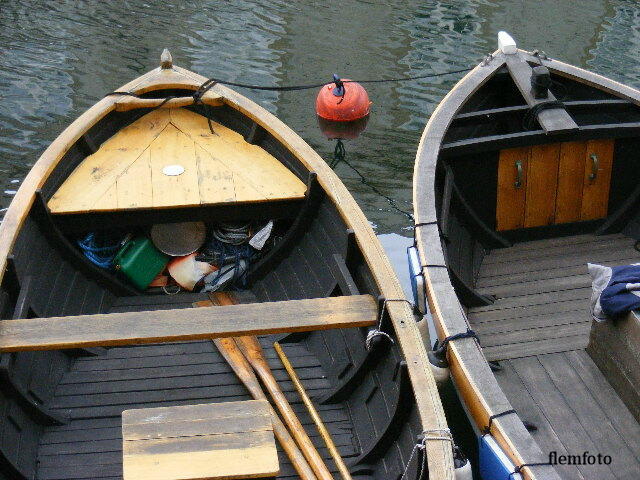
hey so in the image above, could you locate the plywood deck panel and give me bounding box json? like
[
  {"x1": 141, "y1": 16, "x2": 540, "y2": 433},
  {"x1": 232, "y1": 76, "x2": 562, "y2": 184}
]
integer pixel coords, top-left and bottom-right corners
[{"x1": 48, "y1": 108, "x2": 306, "y2": 214}]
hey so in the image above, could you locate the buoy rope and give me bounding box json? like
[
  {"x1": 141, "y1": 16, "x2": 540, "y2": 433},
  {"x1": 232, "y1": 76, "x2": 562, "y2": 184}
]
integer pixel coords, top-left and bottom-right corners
[
  {"x1": 330, "y1": 139, "x2": 414, "y2": 221},
  {"x1": 191, "y1": 67, "x2": 474, "y2": 98},
  {"x1": 108, "y1": 66, "x2": 472, "y2": 107}
]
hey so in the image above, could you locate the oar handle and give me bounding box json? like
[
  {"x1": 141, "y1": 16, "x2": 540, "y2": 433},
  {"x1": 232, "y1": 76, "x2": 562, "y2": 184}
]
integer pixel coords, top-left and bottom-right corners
[
  {"x1": 236, "y1": 335, "x2": 335, "y2": 480},
  {"x1": 275, "y1": 342, "x2": 353, "y2": 480},
  {"x1": 213, "y1": 337, "x2": 317, "y2": 480}
]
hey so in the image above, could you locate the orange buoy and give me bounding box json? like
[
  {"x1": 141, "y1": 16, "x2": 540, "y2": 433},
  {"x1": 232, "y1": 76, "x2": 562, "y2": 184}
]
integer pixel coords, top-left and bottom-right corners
[{"x1": 316, "y1": 75, "x2": 371, "y2": 121}]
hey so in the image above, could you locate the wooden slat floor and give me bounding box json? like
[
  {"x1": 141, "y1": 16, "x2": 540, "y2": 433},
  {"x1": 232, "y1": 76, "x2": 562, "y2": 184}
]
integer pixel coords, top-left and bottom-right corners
[
  {"x1": 36, "y1": 294, "x2": 360, "y2": 480},
  {"x1": 471, "y1": 234, "x2": 640, "y2": 479},
  {"x1": 494, "y1": 351, "x2": 640, "y2": 479},
  {"x1": 469, "y1": 233, "x2": 638, "y2": 361}
]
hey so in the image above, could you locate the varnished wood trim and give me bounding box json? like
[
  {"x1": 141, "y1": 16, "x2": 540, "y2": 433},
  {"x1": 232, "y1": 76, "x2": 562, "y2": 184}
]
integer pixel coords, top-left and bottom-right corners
[{"x1": 414, "y1": 51, "x2": 562, "y2": 480}]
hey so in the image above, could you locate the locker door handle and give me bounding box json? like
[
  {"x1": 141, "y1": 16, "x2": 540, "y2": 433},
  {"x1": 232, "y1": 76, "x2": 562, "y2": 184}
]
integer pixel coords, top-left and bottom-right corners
[
  {"x1": 589, "y1": 153, "x2": 598, "y2": 181},
  {"x1": 514, "y1": 160, "x2": 523, "y2": 188}
]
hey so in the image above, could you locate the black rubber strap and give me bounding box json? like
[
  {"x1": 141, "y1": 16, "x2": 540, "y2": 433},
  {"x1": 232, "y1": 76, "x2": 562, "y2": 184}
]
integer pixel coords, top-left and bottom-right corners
[
  {"x1": 439, "y1": 328, "x2": 479, "y2": 350},
  {"x1": 522, "y1": 100, "x2": 565, "y2": 130},
  {"x1": 509, "y1": 462, "x2": 551, "y2": 478},
  {"x1": 414, "y1": 221, "x2": 438, "y2": 228},
  {"x1": 433, "y1": 328, "x2": 480, "y2": 361},
  {"x1": 482, "y1": 409, "x2": 517, "y2": 436}
]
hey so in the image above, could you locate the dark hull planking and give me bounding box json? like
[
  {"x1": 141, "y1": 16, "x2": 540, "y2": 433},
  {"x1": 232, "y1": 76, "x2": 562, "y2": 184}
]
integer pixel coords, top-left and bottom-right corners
[
  {"x1": 0, "y1": 64, "x2": 452, "y2": 479},
  {"x1": 414, "y1": 46, "x2": 640, "y2": 480}
]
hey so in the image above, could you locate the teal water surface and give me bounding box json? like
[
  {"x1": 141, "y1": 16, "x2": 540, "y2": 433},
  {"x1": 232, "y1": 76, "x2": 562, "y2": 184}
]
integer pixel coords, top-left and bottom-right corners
[{"x1": 1, "y1": 0, "x2": 639, "y2": 236}]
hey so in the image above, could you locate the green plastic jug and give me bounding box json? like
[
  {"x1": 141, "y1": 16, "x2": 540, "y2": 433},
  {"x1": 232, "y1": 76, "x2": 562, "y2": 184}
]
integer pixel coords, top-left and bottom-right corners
[{"x1": 114, "y1": 237, "x2": 169, "y2": 290}]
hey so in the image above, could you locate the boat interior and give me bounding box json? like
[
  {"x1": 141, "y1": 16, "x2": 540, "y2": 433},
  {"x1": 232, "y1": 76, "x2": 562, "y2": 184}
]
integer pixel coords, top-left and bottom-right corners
[
  {"x1": 435, "y1": 60, "x2": 640, "y2": 479},
  {"x1": 0, "y1": 95, "x2": 427, "y2": 480}
]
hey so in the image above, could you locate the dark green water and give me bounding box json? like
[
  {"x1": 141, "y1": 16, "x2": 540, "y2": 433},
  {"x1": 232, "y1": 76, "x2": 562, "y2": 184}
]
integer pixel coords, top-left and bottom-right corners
[{"x1": 1, "y1": 0, "x2": 639, "y2": 236}]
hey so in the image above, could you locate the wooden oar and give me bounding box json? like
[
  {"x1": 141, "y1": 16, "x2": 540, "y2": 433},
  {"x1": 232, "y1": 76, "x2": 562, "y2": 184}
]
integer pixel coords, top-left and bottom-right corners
[
  {"x1": 212, "y1": 293, "x2": 334, "y2": 480},
  {"x1": 274, "y1": 342, "x2": 353, "y2": 480},
  {"x1": 235, "y1": 335, "x2": 334, "y2": 480},
  {"x1": 214, "y1": 337, "x2": 317, "y2": 480},
  {"x1": 193, "y1": 300, "x2": 317, "y2": 480}
]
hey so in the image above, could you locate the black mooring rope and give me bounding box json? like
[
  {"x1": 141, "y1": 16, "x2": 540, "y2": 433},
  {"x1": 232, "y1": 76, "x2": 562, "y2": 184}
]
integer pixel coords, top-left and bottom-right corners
[
  {"x1": 522, "y1": 100, "x2": 566, "y2": 130},
  {"x1": 107, "y1": 67, "x2": 473, "y2": 104},
  {"x1": 482, "y1": 409, "x2": 517, "y2": 436},
  {"x1": 330, "y1": 139, "x2": 414, "y2": 221},
  {"x1": 509, "y1": 462, "x2": 552, "y2": 478},
  {"x1": 191, "y1": 67, "x2": 474, "y2": 97}
]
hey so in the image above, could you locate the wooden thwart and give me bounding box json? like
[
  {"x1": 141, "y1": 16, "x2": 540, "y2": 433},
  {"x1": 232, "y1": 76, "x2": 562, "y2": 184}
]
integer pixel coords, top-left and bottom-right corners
[
  {"x1": 122, "y1": 400, "x2": 279, "y2": 480},
  {"x1": 0, "y1": 295, "x2": 377, "y2": 352},
  {"x1": 113, "y1": 93, "x2": 224, "y2": 112}
]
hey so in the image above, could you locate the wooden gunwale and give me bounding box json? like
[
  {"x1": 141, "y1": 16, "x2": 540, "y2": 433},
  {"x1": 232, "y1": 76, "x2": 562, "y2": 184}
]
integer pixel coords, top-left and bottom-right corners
[
  {"x1": 415, "y1": 48, "x2": 640, "y2": 480},
  {"x1": 414, "y1": 50, "x2": 557, "y2": 480},
  {"x1": 0, "y1": 61, "x2": 454, "y2": 477}
]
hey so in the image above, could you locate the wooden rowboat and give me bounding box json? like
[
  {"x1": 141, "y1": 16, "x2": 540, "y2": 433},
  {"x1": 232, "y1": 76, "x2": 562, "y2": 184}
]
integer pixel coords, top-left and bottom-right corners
[
  {"x1": 412, "y1": 33, "x2": 640, "y2": 480},
  {"x1": 0, "y1": 51, "x2": 455, "y2": 479}
]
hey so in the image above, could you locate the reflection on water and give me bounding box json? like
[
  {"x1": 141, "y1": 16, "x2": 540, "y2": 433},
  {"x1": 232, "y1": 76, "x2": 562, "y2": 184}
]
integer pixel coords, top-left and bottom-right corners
[{"x1": 0, "y1": 0, "x2": 639, "y2": 234}]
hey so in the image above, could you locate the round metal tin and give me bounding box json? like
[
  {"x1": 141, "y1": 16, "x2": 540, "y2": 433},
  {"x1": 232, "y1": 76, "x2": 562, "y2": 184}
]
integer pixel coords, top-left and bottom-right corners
[{"x1": 150, "y1": 222, "x2": 206, "y2": 256}]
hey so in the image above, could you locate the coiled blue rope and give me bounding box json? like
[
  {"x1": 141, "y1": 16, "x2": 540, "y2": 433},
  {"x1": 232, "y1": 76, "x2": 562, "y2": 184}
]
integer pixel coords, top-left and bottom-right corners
[{"x1": 77, "y1": 233, "x2": 122, "y2": 270}]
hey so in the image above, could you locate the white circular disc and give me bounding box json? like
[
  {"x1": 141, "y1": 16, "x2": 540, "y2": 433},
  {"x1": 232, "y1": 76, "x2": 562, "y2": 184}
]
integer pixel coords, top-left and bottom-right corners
[{"x1": 162, "y1": 164, "x2": 185, "y2": 176}]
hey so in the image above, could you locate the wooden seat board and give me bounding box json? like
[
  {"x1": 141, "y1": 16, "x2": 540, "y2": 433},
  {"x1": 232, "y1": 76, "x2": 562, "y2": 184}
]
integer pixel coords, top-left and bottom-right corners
[
  {"x1": 48, "y1": 108, "x2": 306, "y2": 214},
  {"x1": 122, "y1": 400, "x2": 279, "y2": 480},
  {"x1": 0, "y1": 295, "x2": 377, "y2": 352}
]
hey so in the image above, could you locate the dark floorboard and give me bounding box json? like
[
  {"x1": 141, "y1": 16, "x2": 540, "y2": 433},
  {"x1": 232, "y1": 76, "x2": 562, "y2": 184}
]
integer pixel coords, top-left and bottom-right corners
[
  {"x1": 469, "y1": 233, "x2": 638, "y2": 360},
  {"x1": 36, "y1": 293, "x2": 361, "y2": 480},
  {"x1": 475, "y1": 234, "x2": 640, "y2": 479}
]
